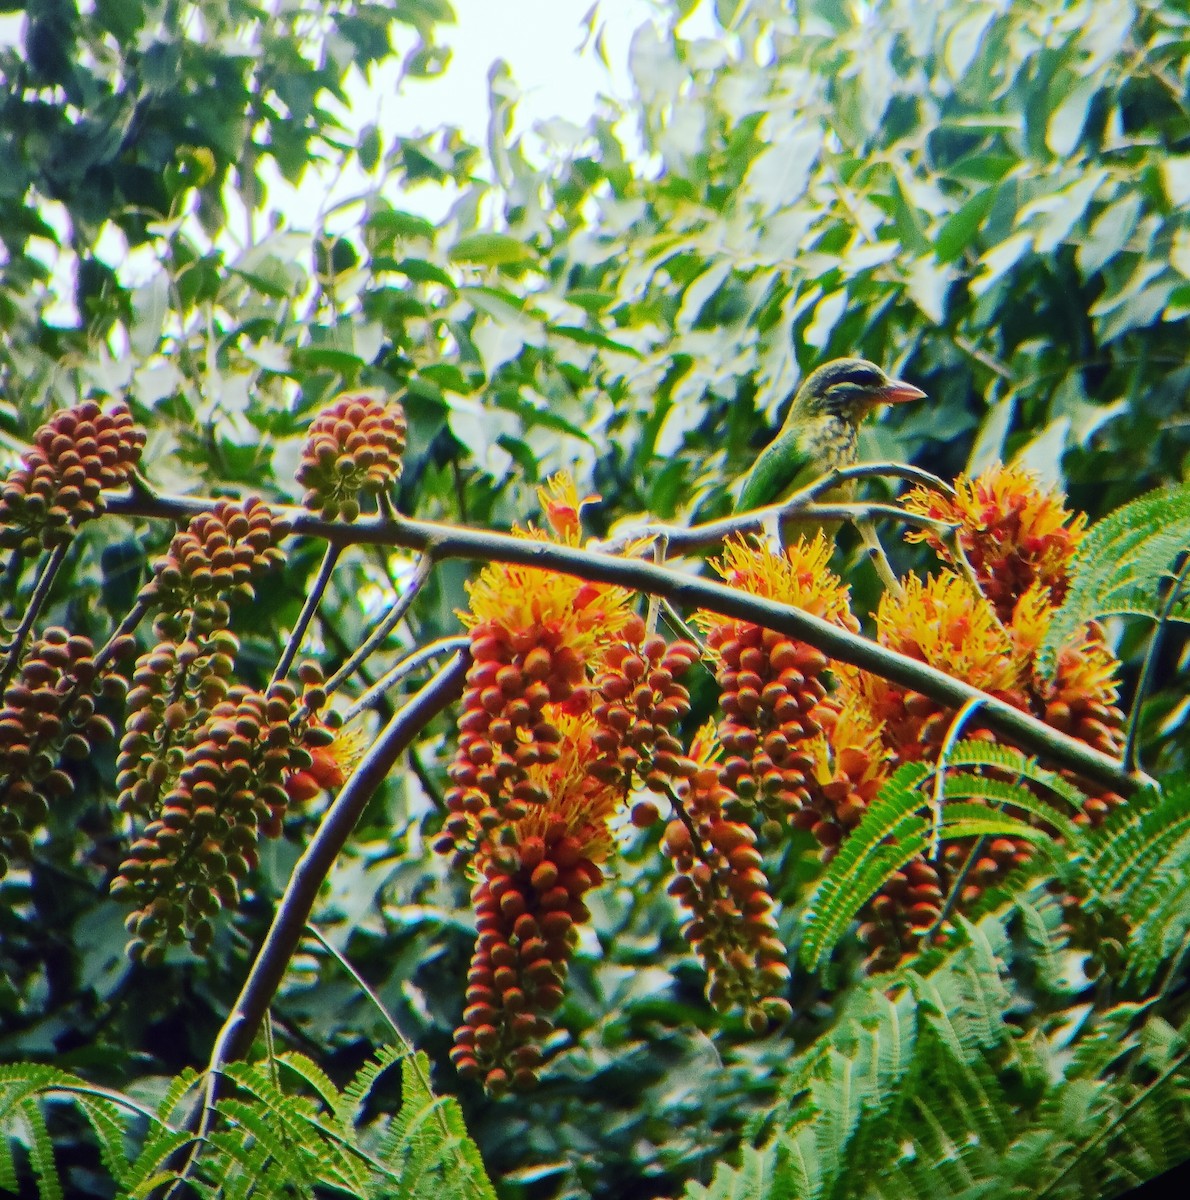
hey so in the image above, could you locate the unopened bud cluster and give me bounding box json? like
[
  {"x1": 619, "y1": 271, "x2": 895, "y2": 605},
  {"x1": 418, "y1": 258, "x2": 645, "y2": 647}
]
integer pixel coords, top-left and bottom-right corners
[
  {"x1": 116, "y1": 630, "x2": 239, "y2": 822},
  {"x1": 435, "y1": 621, "x2": 582, "y2": 867},
  {"x1": 1041, "y1": 624, "x2": 1126, "y2": 826},
  {"x1": 587, "y1": 618, "x2": 698, "y2": 795},
  {"x1": 662, "y1": 749, "x2": 790, "y2": 1030},
  {"x1": 111, "y1": 682, "x2": 307, "y2": 961},
  {"x1": 297, "y1": 394, "x2": 407, "y2": 521},
  {"x1": 0, "y1": 628, "x2": 125, "y2": 874},
  {"x1": 139, "y1": 497, "x2": 287, "y2": 633},
  {"x1": 450, "y1": 817, "x2": 601, "y2": 1094},
  {"x1": 0, "y1": 401, "x2": 146, "y2": 553},
  {"x1": 707, "y1": 623, "x2": 829, "y2": 837},
  {"x1": 858, "y1": 858, "x2": 948, "y2": 973}
]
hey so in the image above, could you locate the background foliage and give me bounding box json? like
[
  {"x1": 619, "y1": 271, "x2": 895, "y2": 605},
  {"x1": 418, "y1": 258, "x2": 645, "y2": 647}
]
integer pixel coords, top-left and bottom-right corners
[{"x1": 1, "y1": 0, "x2": 1188, "y2": 1197}]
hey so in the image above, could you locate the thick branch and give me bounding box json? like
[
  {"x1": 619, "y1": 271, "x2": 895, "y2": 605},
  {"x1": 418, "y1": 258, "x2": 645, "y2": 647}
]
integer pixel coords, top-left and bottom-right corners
[
  {"x1": 173, "y1": 652, "x2": 467, "y2": 1187},
  {"x1": 212, "y1": 652, "x2": 465, "y2": 1068},
  {"x1": 104, "y1": 489, "x2": 1152, "y2": 795}
]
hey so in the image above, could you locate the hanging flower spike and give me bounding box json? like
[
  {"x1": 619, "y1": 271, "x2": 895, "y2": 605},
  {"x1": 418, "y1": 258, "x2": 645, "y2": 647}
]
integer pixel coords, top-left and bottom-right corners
[
  {"x1": 587, "y1": 614, "x2": 700, "y2": 801},
  {"x1": 798, "y1": 694, "x2": 891, "y2": 860},
  {"x1": 1004, "y1": 583, "x2": 1126, "y2": 823},
  {"x1": 858, "y1": 857, "x2": 949, "y2": 974},
  {"x1": 450, "y1": 713, "x2": 619, "y2": 1095},
  {"x1": 694, "y1": 534, "x2": 857, "y2": 839},
  {"x1": 111, "y1": 681, "x2": 306, "y2": 961},
  {"x1": 0, "y1": 628, "x2": 124, "y2": 874},
  {"x1": 903, "y1": 464, "x2": 1086, "y2": 625},
  {"x1": 116, "y1": 629, "x2": 240, "y2": 823},
  {"x1": 1037, "y1": 621, "x2": 1126, "y2": 826},
  {"x1": 435, "y1": 474, "x2": 636, "y2": 867},
  {"x1": 661, "y1": 722, "x2": 790, "y2": 1031},
  {"x1": 0, "y1": 400, "x2": 146, "y2": 553},
  {"x1": 297, "y1": 393, "x2": 407, "y2": 521}
]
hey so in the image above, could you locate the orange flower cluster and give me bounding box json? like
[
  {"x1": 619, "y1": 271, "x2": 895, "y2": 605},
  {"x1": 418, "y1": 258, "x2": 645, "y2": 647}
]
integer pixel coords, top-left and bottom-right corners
[
  {"x1": 662, "y1": 725, "x2": 790, "y2": 1029},
  {"x1": 670, "y1": 467, "x2": 1122, "y2": 975},
  {"x1": 845, "y1": 570, "x2": 1022, "y2": 765},
  {"x1": 296, "y1": 393, "x2": 407, "y2": 521},
  {"x1": 798, "y1": 696, "x2": 887, "y2": 859},
  {"x1": 903, "y1": 463, "x2": 1086, "y2": 622},
  {"x1": 695, "y1": 535, "x2": 857, "y2": 838},
  {"x1": 0, "y1": 400, "x2": 145, "y2": 553},
  {"x1": 826, "y1": 465, "x2": 1126, "y2": 966},
  {"x1": 438, "y1": 477, "x2": 709, "y2": 1093}
]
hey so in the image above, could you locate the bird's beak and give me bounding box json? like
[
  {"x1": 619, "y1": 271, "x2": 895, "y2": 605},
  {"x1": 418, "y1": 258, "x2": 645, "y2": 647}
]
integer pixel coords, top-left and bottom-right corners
[{"x1": 876, "y1": 378, "x2": 927, "y2": 405}]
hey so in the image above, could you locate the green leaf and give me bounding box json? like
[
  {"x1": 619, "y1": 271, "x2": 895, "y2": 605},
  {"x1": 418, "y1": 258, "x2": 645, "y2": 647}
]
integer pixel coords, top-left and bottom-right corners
[
  {"x1": 935, "y1": 188, "x2": 997, "y2": 263},
  {"x1": 394, "y1": 257, "x2": 457, "y2": 290},
  {"x1": 448, "y1": 232, "x2": 537, "y2": 267},
  {"x1": 1042, "y1": 481, "x2": 1190, "y2": 669},
  {"x1": 367, "y1": 208, "x2": 437, "y2": 242},
  {"x1": 1076, "y1": 193, "x2": 1142, "y2": 277},
  {"x1": 800, "y1": 763, "x2": 934, "y2": 971},
  {"x1": 1047, "y1": 76, "x2": 1099, "y2": 157}
]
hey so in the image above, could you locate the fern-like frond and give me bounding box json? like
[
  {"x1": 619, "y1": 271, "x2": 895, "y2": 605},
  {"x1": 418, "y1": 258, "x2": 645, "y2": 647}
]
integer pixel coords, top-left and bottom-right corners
[
  {"x1": 1041, "y1": 480, "x2": 1190, "y2": 670},
  {"x1": 683, "y1": 1141, "x2": 787, "y2": 1200},
  {"x1": 937, "y1": 741, "x2": 1091, "y2": 812},
  {"x1": 800, "y1": 749, "x2": 1077, "y2": 972},
  {"x1": 17, "y1": 1097, "x2": 61, "y2": 1200},
  {"x1": 379, "y1": 1050, "x2": 497, "y2": 1200},
  {"x1": 799, "y1": 763, "x2": 933, "y2": 970},
  {"x1": 340, "y1": 1043, "x2": 404, "y2": 1126}
]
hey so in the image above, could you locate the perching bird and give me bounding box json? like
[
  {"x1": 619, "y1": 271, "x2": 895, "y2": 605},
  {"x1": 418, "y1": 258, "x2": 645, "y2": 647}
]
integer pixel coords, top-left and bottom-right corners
[{"x1": 734, "y1": 357, "x2": 926, "y2": 514}]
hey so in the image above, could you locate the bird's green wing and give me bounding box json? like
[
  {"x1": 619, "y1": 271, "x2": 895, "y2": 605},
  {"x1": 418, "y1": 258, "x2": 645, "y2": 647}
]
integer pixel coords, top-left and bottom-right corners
[{"x1": 733, "y1": 433, "x2": 817, "y2": 513}]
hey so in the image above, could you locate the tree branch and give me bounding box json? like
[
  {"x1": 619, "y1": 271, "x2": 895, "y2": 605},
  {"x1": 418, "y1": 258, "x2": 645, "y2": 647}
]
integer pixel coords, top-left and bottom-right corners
[
  {"x1": 103, "y1": 489, "x2": 1153, "y2": 795},
  {"x1": 171, "y1": 652, "x2": 467, "y2": 1190}
]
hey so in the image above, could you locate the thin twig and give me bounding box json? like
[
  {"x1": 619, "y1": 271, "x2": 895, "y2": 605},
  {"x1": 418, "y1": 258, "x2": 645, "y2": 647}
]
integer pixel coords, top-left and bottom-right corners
[
  {"x1": 857, "y1": 517, "x2": 905, "y2": 600},
  {"x1": 952, "y1": 334, "x2": 1015, "y2": 382},
  {"x1": 324, "y1": 552, "x2": 434, "y2": 697},
  {"x1": 596, "y1": 462, "x2": 955, "y2": 556},
  {"x1": 271, "y1": 543, "x2": 342, "y2": 685},
  {"x1": 342, "y1": 636, "x2": 469, "y2": 724},
  {"x1": 92, "y1": 597, "x2": 152, "y2": 674},
  {"x1": 0, "y1": 542, "x2": 68, "y2": 691},
  {"x1": 645, "y1": 536, "x2": 669, "y2": 634},
  {"x1": 1122, "y1": 553, "x2": 1190, "y2": 775},
  {"x1": 660, "y1": 600, "x2": 706, "y2": 654},
  {"x1": 922, "y1": 837, "x2": 984, "y2": 947},
  {"x1": 168, "y1": 652, "x2": 467, "y2": 1194},
  {"x1": 103, "y1": 487, "x2": 1154, "y2": 796},
  {"x1": 928, "y1": 698, "x2": 988, "y2": 860}
]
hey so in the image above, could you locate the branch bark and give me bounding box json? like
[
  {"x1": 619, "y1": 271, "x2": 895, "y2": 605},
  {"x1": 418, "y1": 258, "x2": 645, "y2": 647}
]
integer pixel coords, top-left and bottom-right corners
[{"x1": 105, "y1": 489, "x2": 1154, "y2": 796}]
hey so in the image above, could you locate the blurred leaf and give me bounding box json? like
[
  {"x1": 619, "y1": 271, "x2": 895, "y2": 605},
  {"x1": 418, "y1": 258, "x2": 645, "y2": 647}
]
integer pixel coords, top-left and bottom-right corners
[{"x1": 449, "y1": 232, "x2": 536, "y2": 267}]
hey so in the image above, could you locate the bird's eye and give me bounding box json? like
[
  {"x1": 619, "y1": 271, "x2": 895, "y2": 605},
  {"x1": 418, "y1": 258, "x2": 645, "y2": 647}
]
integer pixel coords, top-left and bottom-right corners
[{"x1": 830, "y1": 365, "x2": 885, "y2": 390}]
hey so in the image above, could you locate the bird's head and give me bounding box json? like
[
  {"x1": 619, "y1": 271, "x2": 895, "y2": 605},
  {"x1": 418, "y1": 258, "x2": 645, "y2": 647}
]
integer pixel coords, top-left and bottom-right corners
[{"x1": 795, "y1": 357, "x2": 926, "y2": 423}]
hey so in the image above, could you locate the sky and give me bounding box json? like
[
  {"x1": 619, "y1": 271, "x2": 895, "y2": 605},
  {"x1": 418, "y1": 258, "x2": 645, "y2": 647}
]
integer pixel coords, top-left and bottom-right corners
[
  {"x1": 267, "y1": 0, "x2": 661, "y2": 232},
  {"x1": 0, "y1": 0, "x2": 678, "y2": 319},
  {"x1": 263, "y1": 0, "x2": 652, "y2": 230}
]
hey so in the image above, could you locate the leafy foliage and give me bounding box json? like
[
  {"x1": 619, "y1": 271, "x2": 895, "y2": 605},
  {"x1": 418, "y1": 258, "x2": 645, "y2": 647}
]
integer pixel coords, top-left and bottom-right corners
[
  {"x1": 799, "y1": 742, "x2": 1082, "y2": 971},
  {"x1": 688, "y1": 907, "x2": 1190, "y2": 1200},
  {"x1": 1043, "y1": 480, "x2": 1190, "y2": 666},
  {"x1": 0, "y1": 1046, "x2": 494, "y2": 1200},
  {"x1": 1, "y1": 0, "x2": 1189, "y2": 1197}
]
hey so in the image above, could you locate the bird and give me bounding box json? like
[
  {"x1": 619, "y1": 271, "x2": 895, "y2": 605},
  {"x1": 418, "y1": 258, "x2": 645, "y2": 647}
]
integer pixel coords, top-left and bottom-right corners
[{"x1": 734, "y1": 357, "x2": 927, "y2": 514}]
